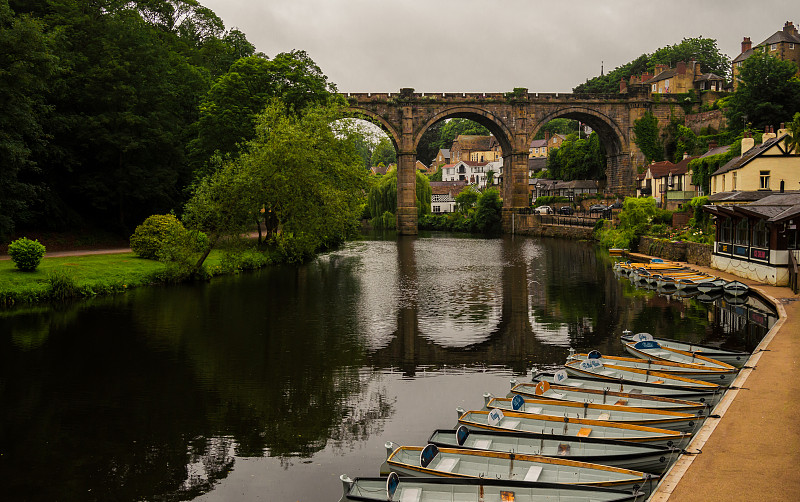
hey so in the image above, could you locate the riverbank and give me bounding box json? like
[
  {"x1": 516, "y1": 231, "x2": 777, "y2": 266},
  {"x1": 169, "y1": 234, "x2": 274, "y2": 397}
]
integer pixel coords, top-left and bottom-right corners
[{"x1": 625, "y1": 255, "x2": 800, "y2": 501}]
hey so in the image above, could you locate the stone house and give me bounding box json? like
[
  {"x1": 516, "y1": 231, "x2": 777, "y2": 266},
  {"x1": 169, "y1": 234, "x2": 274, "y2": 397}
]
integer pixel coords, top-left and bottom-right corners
[
  {"x1": 622, "y1": 61, "x2": 724, "y2": 95},
  {"x1": 450, "y1": 135, "x2": 500, "y2": 163},
  {"x1": 732, "y1": 21, "x2": 800, "y2": 90},
  {"x1": 528, "y1": 131, "x2": 566, "y2": 158},
  {"x1": 430, "y1": 181, "x2": 468, "y2": 214},
  {"x1": 432, "y1": 149, "x2": 450, "y2": 167},
  {"x1": 636, "y1": 156, "x2": 701, "y2": 209},
  {"x1": 710, "y1": 126, "x2": 798, "y2": 195}
]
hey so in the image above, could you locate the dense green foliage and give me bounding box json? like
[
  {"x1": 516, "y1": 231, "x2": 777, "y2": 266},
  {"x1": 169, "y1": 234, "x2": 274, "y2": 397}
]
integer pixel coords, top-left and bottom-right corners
[
  {"x1": 1, "y1": 0, "x2": 263, "y2": 240},
  {"x1": 574, "y1": 37, "x2": 729, "y2": 94},
  {"x1": 7, "y1": 237, "x2": 46, "y2": 271},
  {"x1": 597, "y1": 197, "x2": 657, "y2": 249},
  {"x1": 455, "y1": 187, "x2": 480, "y2": 214},
  {"x1": 370, "y1": 138, "x2": 397, "y2": 167},
  {"x1": 367, "y1": 168, "x2": 431, "y2": 228},
  {"x1": 782, "y1": 112, "x2": 800, "y2": 155},
  {"x1": 188, "y1": 51, "x2": 335, "y2": 174},
  {"x1": 417, "y1": 118, "x2": 491, "y2": 167},
  {"x1": 532, "y1": 119, "x2": 579, "y2": 140},
  {"x1": 547, "y1": 132, "x2": 606, "y2": 180},
  {"x1": 184, "y1": 100, "x2": 368, "y2": 265},
  {"x1": 632, "y1": 112, "x2": 664, "y2": 163},
  {"x1": 725, "y1": 52, "x2": 800, "y2": 133},
  {"x1": 533, "y1": 196, "x2": 570, "y2": 206},
  {"x1": 418, "y1": 188, "x2": 503, "y2": 235}
]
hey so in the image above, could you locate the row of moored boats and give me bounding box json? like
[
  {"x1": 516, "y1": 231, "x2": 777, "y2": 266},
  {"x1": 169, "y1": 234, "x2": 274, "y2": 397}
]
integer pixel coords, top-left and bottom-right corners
[
  {"x1": 339, "y1": 330, "x2": 749, "y2": 502},
  {"x1": 613, "y1": 259, "x2": 749, "y2": 296}
]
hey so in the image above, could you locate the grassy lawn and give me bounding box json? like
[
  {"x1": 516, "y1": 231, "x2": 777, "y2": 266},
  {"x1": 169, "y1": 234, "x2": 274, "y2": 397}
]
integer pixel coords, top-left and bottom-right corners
[{"x1": 1, "y1": 250, "x2": 230, "y2": 305}]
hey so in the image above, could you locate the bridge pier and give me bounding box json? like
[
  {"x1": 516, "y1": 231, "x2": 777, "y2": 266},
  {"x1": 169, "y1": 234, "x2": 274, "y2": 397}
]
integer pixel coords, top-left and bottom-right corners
[
  {"x1": 396, "y1": 152, "x2": 418, "y2": 235},
  {"x1": 606, "y1": 152, "x2": 637, "y2": 196},
  {"x1": 502, "y1": 151, "x2": 530, "y2": 233}
]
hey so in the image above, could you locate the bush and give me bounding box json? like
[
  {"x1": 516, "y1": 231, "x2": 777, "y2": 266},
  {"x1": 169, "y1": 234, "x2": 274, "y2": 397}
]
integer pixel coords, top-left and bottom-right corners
[
  {"x1": 130, "y1": 214, "x2": 187, "y2": 259},
  {"x1": 47, "y1": 270, "x2": 79, "y2": 300},
  {"x1": 8, "y1": 237, "x2": 46, "y2": 271}
]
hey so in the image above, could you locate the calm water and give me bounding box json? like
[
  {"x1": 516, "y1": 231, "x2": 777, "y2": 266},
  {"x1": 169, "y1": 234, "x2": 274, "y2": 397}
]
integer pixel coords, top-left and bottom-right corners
[{"x1": 0, "y1": 234, "x2": 775, "y2": 501}]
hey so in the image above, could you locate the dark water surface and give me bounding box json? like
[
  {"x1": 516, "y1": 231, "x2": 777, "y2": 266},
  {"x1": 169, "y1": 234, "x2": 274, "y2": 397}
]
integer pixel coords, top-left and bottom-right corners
[{"x1": 0, "y1": 234, "x2": 775, "y2": 501}]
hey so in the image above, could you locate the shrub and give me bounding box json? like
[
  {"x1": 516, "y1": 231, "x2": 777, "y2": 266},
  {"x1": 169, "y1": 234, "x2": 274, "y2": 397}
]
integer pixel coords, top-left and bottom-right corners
[
  {"x1": 8, "y1": 237, "x2": 46, "y2": 271},
  {"x1": 47, "y1": 270, "x2": 79, "y2": 300},
  {"x1": 130, "y1": 214, "x2": 187, "y2": 259}
]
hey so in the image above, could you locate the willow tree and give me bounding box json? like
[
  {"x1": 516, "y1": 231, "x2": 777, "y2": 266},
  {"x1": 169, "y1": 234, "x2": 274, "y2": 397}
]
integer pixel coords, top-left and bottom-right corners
[{"x1": 367, "y1": 167, "x2": 431, "y2": 228}]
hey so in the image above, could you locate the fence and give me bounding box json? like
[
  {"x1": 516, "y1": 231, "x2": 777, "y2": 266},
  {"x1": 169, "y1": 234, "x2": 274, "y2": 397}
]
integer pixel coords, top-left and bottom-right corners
[{"x1": 537, "y1": 214, "x2": 598, "y2": 228}]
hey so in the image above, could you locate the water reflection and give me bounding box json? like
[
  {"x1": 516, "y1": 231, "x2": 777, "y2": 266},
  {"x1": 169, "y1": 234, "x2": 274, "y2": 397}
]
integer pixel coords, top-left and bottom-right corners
[{"x1": 0, "y1": 234, "x2": 776, "y2": 501}]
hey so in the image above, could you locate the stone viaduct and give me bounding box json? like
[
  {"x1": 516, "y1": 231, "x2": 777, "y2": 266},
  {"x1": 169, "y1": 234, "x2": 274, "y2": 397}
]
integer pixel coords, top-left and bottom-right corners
[{"x1": 343, "y1": 86, "x2": 686, "y2": 234}]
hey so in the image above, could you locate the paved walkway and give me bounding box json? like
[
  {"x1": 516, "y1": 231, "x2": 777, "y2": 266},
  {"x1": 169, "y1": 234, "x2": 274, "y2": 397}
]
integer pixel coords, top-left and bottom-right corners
[
  {"x1": 627, "y1": 256, "x2": 800, "y2": 501},
  {"x1": 0, "y1": 248, "x2": 131, "y2": 261}
]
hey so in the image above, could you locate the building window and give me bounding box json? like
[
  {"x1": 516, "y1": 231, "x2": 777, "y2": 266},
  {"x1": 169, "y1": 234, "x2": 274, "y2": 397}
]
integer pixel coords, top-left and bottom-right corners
[
  {"x1": 735, "y1": 218, "x2": 749, "y2": 245},
  {"x1": 433, "y1": 205, "x2": 441, "y2": 213},
  {"x1": 760, "y1": 170, "x2": 770, "y2": 190},
  {"x1": 791, "y1": 43, "x2": 796, "y2": 50},
  {"x1": 732, "y1": 172, "x2": 737, "y2": 190},
  {"x1": 752, "y1": 220, "x2": 769, "y2": 248},
  {"x1": 542, "y1": 147, "x2": 547, "y2": 154},
  {"x1": 720, "y1": 218, "x2": 733, "y2": 243},
  {"x1": 771, "y1": 44, "x2": 777, "y2": 51},
  {"x1": 722, "y1": 175, "x2": 725, "y2": 192}
]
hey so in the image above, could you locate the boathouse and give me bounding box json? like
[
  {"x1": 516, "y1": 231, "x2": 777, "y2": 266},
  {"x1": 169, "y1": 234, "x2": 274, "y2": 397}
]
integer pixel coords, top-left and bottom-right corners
[{"x1": 703, "y1": 192, "x2": 800, "y2": 286}]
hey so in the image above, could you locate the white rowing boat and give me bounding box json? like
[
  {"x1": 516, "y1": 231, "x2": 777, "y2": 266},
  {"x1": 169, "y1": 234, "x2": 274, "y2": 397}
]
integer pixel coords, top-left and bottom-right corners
[
  {"x1": 622, "y1": 331, "x2": 749, "y2": 368},
  {"x1": 568, "y1": 351, "x2": 737, "y2": 385}
]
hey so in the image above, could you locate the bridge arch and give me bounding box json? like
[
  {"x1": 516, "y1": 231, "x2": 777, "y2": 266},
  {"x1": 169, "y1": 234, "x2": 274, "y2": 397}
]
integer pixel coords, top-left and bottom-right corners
[
  {"x1": 413, "y1": 106, "x2": 515, "y2": 155},
  {"x1": 341, "y1": 107, "x2": 402, "y2": 152},
  {"x1": 529, "y1": 106, "x2": 628, "y2": 156}
]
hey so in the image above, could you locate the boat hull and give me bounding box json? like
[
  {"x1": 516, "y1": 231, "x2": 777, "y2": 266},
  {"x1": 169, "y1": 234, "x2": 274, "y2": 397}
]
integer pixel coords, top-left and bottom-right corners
[{"x1": 621, "y1": 332, "x2": 749, "y2": 368}]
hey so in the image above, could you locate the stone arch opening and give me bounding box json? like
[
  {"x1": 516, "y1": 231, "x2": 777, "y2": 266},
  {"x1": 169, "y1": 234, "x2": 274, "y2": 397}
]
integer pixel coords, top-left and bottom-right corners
[
  {"x1": 340, "y1": 107, "x2": 402, "y2": 153},
  {"x1": 414, "y1": 106, "x2": 514, "y2": 156},
  {"x1": 529, "y1": 107, "x2": 626, "y2": 157}
]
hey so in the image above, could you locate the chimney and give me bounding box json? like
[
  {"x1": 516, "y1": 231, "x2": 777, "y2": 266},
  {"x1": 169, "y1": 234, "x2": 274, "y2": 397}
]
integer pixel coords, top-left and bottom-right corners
[
  {"x1": 742, "y1": 135, "x2": 755, "y2": 154},
  {"x1": 654, "y1": 64, "x2": 668, "y2": 76},
  {"x1": 741, "y1": 37, "x2": 752, "y2": 53},
  {"x1": 641, "y1": 72, "x2": 653, "y2": 82},
  {"x1": 784, "y1": 21, "x2": 798, "y2": 37},
  {"x1": 620, "y1": 77, "x2": 627, "y2": 93},
  {"x1": 677, "y1": 61, "x2": 687, "y2": 75},
  {"x1": 683, "y1": 152, "x2": 689, "y2": 160},
  {"x1": 778, "y1": 123, "x2": 788, "y2": 137},
  {"x1": 545, "y1": 131, "x2": 550, "y2": 141}
]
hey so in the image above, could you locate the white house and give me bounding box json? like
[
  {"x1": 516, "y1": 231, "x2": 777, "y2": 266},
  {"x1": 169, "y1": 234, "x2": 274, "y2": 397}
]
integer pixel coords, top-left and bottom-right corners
[
  {"x1": 430, "y1": 181, "x2": 468, "y2": 214},
  {"x1": 441, "y1": 160, "x2": 491, "y2": 187}
]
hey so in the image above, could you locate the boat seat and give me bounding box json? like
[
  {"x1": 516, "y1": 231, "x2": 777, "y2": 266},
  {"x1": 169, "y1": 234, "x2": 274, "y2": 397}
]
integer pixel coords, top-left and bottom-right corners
[
  {"x1": 614, "y1": 399, "x2": 628, "y2": 405},
  {"x1": 473, "y1": 439, "x2": 492, "y2": 449},
  {"x1": 399, "y1": 487, "x2": 421, "y2": 502},
  {"x1": 527, "y1": 407, "x2": 542, "y2": 415},
  {"x1": 524, "y1": 465, "x2": 543, "y2": 482},
  {"x1": 551, "y1": 392, "x2": 565, "y2": 399},
  {"x1": 576, "y1": 427, "x2": 592, "y2": 437},
  {"x1": 597, "y1": 413, "x2": 611, "y2": 420},
  {"x1": 435, "y1": 457, "x2": 459, "y2": 473},
  {"x1": 501, "y1": 419, "x2": 520, "y2": 430},
  {"x1": 600, "y1": 370, "x2": 616, "y2": 376}
]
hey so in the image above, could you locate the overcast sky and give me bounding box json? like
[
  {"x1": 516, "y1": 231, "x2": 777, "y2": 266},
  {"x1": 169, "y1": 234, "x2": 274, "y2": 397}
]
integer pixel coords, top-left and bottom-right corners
[{"x1": 201, "y1": 0, "x2": 798, "y2": 94}]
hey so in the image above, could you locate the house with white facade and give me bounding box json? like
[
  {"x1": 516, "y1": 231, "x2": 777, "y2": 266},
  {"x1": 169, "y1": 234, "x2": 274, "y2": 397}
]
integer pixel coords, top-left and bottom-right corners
[
  {"x1": 441, "y1": 160, "x2": 491, "y2": 188},
  {"x1": 430, "y1": 181, "x2": 468, "y2": 214}
]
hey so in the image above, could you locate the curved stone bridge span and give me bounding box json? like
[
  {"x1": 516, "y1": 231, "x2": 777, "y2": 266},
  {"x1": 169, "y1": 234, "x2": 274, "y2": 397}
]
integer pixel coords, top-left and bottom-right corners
[{"x1": 344, "y1": 87, "x2": 684, "y2": 234}]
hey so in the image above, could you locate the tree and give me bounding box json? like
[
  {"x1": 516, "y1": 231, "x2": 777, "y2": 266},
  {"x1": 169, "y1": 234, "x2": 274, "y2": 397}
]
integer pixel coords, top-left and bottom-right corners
[
  {"x1": 473, "y1": 189, "x2": 503, "y2": 234},
  {"x1": 367, "y1": 167, "x2": 431, "y2": 222},
  {"x1": 455, "y1": 187, "x2": 479, "y2": 214},
  {"x1": 633, "y1": 112, "x2": 664, "y2": 163},
  {"x1": 547, "y1": 132, "x2": 606, "y2": 181},
  {"x1": 189, "y1": 50, "x2": 336, "y2": 172},
  {"x1": 415, "y1": 120, "x2": 444, "y2": 166},
  {"x1": 726, "y1": 52, "x2": 800, "y2": 133},
  {"x1": 370, "y1": 138, "x2": 396, "y2": 167},
  {"x1": 184, "y1": 100, "x2": 368, "y2": 265},
  {"x1": 785, "y1": 112, "x2": 800, "y2": 155},
  {"x1": 0, "y1": 1, "x2": 56, "y2": 239},
  {"x1": 532, "y1": 119, "x2": 579, "y2": 140},
  {"x1": 434, "y1": 118, "x2": 490, "y2": 152}
]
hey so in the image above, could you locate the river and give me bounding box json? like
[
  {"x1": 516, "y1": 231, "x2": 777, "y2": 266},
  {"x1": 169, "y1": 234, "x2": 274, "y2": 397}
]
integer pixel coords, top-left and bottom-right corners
[{"x1": 0, "y1": 233, "x2": 775, "y2": 501}]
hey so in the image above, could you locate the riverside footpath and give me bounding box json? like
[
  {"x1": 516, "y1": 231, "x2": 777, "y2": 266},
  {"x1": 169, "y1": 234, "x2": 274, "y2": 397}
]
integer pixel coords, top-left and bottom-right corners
[{"x1": 625, "y1": 255, "x2": 800, "y2": 501}]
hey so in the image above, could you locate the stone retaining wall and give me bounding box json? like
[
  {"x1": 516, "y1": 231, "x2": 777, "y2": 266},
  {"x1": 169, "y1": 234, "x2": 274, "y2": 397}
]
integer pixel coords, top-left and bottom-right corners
[
  {"x1": 513, "y1": 214, "x2": 595, "y2": 239},
  {"x1": 639, "y1": 236, "x2": 711, "y2": 266}
]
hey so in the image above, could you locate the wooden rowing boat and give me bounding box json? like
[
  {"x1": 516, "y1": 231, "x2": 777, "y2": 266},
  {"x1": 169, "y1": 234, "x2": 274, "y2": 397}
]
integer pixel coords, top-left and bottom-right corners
[
  {"x1": 484, "y1": 394, "x2": 701, "y2": 432},
  {"x1": 511, "y1": 380, "x2": 708, "y2": 413},
  {"x1": 457, "y1": 408, "x2": 691, "y2": 447},
  {"x1": 338, "y1": 473, "x2": 647, "y2": 502},
  {"x1": 564, "y1": 358, "x2": 722, "y2": 392},
  {"x1": 381, "y1": 443, "x2": 659, "y2": 494},
  {"x1": 568, "y1": 351, "x2": 737, "y2": 385},
  {"x1": 531, "y1": 371, "x2": 722, "y2": 405},
  {"x1": 622, "y1": 332, "x2": 749, "y2": 368},
  {"x1": 427, "y1": 427, "x2": 682, "y2": 473},
  {"x1": 622, "y1": 340, "x2": 738, "y2": 380}
]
